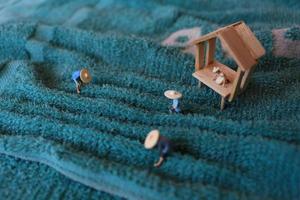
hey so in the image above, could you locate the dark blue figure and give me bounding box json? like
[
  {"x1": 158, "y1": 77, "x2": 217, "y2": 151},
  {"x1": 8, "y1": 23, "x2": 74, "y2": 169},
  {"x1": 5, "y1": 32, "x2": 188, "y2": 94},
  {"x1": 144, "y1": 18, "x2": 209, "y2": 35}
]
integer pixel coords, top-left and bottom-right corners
[
  {"x1": 155, "y1": 135, "x2": 172, "y2": 167},
  {"x1": 144, "y1": 130, "x2": 172, "y2": 167}
]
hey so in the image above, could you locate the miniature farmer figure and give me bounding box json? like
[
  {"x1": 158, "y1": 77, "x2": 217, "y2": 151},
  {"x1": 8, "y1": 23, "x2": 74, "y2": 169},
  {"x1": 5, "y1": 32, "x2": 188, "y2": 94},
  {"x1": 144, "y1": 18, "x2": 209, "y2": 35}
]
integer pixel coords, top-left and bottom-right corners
[
  {"x1": 164, "y1": 90, "x2": 182, "y2": 113},
  {"x1": 212, "y1": 66, "x2": 220, "y2": 73},
  {"x1": 212, "y1": 67, "x2": 228, "y2": 87},
  {"x1": 144, "y1": 130, "x2": 172, "y2": 168},
  {"x1": 214, "y1": 73, "x2": 227, "y2": 86},
  {"x1": 72, "y1": 68, "x2": 92, "y2": 94}
]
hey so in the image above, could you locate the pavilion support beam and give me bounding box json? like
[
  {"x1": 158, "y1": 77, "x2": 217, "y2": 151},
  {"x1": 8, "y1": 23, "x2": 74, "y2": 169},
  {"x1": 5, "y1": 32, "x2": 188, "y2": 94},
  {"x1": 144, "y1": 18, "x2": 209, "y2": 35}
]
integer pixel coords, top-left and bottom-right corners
[
  {"x1": 195, "y1": 42, "x2": 205, "y2": 71},
  {"x1": 229, "y1": 68, "x2": 244, "y2": 101},
  {"x1": 205, "y1": 38, "x2": 216, "y2": 65},
  {"x1": 220, "y1": 96, "x2": 225, "y2": 110},
  {"x1": 240, "y1": 64, "x2": 256, "y2": 91}
]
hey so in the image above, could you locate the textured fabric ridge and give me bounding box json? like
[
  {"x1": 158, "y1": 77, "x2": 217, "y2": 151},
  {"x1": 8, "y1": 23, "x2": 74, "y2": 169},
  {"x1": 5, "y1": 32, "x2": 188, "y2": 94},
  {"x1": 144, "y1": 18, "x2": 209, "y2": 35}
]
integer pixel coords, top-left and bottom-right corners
[{"x1": 0, "y1": 0, "x2": 299, "y2": 200}]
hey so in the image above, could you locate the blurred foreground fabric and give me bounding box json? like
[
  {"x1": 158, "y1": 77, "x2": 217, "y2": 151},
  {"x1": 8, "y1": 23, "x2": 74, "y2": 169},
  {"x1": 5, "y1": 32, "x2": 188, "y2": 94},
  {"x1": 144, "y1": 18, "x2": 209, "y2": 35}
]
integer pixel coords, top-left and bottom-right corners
[{"x1": 0, "y1": 0, "x2": 299, "y2": 199}]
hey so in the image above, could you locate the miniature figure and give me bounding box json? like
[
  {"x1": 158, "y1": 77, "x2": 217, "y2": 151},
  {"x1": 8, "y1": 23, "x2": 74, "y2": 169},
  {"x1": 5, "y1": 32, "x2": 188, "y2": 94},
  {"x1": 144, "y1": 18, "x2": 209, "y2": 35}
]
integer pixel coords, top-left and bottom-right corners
[
  {"x1": 71, "y1": 68, "x2": 92, "y2": 94},
  {"x1": 164, "y1": 90, "x2": 182, "y2": 113},
  {"x1": 214, "y1": 73, "x2": 228, "y2": 86},
  {"x1": 144, "y1": 130, "x2": 172, "y2": 168},
  {"x1": 212, "y1": 66, "x2": 220, "y2": 73},
  {"x1": 192, "y1": 21, "x2": 266, "y2": 110},
  {"x1": 212, "y1": 67, "x2": 228, "y2": 86}
]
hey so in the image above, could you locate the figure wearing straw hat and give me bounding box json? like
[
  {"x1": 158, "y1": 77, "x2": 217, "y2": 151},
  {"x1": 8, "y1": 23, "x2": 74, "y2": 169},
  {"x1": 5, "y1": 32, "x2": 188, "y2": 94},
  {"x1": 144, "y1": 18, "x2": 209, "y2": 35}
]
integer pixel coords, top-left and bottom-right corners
[
  {"x1": 72, "y1": 68, "x2": 92, "y2": 94},
  {"x1": 144, "y1": 130, "x2": 172, "y2": 167},
  {"x1": 164, "y1": 90, "x2": 182, "y2": 113}
]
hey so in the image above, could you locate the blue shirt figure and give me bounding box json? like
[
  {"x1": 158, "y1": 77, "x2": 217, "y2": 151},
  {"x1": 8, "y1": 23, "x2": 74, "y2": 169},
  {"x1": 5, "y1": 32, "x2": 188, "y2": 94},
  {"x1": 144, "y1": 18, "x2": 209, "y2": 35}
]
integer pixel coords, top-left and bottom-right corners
[
  {"x1": 72, "y1": 70, "x2": 80, "y2": 81},
  {"x1": 72, "y1": 70, "x2": 81, "y2": 84},
  {"x1": 164, "y1": 90, "x2": 182, "y2": 114},
  {"x1": 72, "y1": 70, "x2": 82, "y2": 94},
  {"x1": 171, "y1": 99, "x2": 181, "y2": 113},
  {"x1": 71, "y1": 69, "x2": 92, "y2": 94}
]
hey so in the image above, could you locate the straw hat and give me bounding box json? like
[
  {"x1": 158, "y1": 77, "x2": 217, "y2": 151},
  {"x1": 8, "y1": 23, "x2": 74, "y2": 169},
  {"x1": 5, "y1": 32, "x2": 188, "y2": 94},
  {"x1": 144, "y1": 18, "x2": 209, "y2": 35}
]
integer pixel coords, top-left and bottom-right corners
[
  {"x1": 80, "y1": 68, "x2": 92, "y2": 83},
  {"x1": 164, "y1": 90, "x2": 182, "y2": 100},
  {"x1": 144, "y1": 129, "x2": 160, "y2": 149}
]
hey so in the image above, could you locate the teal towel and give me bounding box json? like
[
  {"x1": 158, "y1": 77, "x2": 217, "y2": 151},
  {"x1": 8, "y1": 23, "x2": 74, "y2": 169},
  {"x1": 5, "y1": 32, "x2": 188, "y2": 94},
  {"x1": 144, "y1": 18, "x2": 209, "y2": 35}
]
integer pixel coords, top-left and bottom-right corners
[{"x1": 0, "y1": 0, "x2": 299, "y2": 199}]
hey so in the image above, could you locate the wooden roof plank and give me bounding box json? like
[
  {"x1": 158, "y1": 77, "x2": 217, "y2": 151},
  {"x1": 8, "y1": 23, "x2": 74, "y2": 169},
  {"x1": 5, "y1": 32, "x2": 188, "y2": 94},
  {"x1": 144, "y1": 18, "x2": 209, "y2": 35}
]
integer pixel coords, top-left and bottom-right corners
[
  {"x1": 219, "y1": 27, "x2": 257, "y2": 71},
  {"x1": 234, "y1": 23, "x2": 266, "y2": 59},
  {"x1": 192, "y1": 32, "x2": 217, "y2": 44},
  {"x1": 192, "y1": 21, "x2": 243, "y2": 45}
]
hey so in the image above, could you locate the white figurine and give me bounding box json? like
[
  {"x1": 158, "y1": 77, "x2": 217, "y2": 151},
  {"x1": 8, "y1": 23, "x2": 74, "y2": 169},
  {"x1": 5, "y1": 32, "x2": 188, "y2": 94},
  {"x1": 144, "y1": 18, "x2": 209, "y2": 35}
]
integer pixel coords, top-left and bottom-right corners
[
  {"x1": 214, "y1": 73, "x2": 227, "y2": 86},
  {"x1": 212, "y1": 66, "x2": 220, "y2": 73}
]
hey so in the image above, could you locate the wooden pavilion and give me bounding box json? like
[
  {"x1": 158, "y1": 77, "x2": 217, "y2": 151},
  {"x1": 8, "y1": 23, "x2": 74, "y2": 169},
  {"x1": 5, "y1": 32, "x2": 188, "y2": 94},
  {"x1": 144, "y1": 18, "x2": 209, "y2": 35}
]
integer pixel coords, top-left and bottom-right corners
[{"x1": 192, "y1": 21, "x2": 265, "y2": 110}]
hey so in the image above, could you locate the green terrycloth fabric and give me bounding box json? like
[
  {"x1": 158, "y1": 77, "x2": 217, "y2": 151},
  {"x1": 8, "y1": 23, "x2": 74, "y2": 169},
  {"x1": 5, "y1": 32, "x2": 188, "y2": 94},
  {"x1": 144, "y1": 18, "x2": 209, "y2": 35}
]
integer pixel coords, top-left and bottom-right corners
[{"x1": 0, "y1": 0, "x2": 299, "y2": 199}]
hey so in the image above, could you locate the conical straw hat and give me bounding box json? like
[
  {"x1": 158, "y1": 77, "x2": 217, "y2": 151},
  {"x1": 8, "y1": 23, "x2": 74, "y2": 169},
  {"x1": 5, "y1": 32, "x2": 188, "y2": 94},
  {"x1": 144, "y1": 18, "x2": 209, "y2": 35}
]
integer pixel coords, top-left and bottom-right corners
[
  {"x1": 164, "y1": 90, "x2": 182, "y2": 100},
  {"x1": 80, "y1": 68, "x2": 92, "y2": 83},
  {"x1": 144, "y1": 130, "x2": 160, "y2": 149}
]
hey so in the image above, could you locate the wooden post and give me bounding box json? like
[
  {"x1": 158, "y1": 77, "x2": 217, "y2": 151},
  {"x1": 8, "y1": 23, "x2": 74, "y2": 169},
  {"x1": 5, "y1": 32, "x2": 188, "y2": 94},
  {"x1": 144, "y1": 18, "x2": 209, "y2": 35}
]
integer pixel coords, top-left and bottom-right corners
[
  {"x1": 221, "y1": 96, "x2": 225, "y2": 110},
  {"x1": 198, "y1": 81, "x2": 202, "y2": 87},
  {"x1": 240, "y1": 64, "x2": 256, "y2": 91},
  {"x1": 195, "y1": 42, "x2": 205, "y2": 71},
  {"x1": 229, "y1": 67, "x2": 244, "y2": 101},
  {"x1": 205, "y1": 38, "x2": 216, "y2": 65}
]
